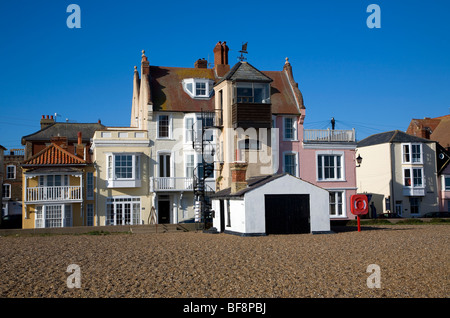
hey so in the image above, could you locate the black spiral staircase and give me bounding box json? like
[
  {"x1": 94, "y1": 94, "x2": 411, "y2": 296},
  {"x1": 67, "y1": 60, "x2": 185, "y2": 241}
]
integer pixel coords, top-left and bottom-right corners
[{"x1": 192, "y1": 110, "x2": 216, "y2": 228}]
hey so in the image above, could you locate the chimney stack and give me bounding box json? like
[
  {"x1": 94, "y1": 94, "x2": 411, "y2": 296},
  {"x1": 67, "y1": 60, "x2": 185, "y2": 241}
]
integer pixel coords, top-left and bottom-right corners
[
  {"x1": 76, "y1": 132, "x2": 84, "y2": 158},
  {"x1": 195, "y1": 58, "x2": 208, "y2": 69},
  {"x1": 230, "y1": 162, "x2": 248, "y2": 194},
  {"x1": 213, "y1": 41, "x2": 230, "y2": 77},
  {"x1": 40, "y1": 114, "x2": 55, "y2": 129},
  {"x1": 141, "y1": 50, "x2": 150, "y2": 75},
  {"x1": 51, "y1": 136, "x2": 68, "y2": 149}
]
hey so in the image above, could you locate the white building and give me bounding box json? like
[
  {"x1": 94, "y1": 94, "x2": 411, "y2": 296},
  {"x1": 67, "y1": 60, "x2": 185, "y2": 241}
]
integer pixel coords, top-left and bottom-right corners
[{"x1": 210, "y1": 166, "x2": 331, "y2": 236}]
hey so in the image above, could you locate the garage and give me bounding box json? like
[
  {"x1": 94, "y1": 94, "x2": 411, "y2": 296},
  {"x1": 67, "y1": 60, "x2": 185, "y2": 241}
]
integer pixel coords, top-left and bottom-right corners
[
  {"x1": 265, "y1": 194, "x2": 310, "y2": 234},
  {"x1": 211, "y1": 173, "x2": 330, "y2": 236}
]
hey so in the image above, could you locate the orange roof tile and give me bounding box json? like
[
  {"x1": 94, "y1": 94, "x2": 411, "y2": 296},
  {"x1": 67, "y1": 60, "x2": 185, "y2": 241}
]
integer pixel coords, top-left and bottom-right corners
[{"x1": 22, "y1": 143, "x2": 86, "y2": 166}]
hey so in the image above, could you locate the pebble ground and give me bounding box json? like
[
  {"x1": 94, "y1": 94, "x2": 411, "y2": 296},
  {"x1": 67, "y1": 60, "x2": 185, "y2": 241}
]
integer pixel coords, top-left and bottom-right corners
[{"x1": 0, "y1": 225, "x2": 448, "y2": 298}]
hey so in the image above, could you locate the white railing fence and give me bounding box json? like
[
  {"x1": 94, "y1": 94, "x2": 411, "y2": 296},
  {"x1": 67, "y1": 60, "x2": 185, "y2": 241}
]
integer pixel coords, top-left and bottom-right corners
[{"x1": 26, "y1": 186, "x2": 82, "y2": 202}]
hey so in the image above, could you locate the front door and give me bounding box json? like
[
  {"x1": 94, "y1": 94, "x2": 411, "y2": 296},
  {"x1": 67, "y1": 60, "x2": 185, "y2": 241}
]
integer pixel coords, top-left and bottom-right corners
[
  {"x1": 219, "y1": 200, "x2": 225, "y2": 232},
  {"x1": 116, "y1": 203, "x2": 132, "y2": 225},
  {"x1": 158, "y1": 200, "x2": 171, "y2": 224}
]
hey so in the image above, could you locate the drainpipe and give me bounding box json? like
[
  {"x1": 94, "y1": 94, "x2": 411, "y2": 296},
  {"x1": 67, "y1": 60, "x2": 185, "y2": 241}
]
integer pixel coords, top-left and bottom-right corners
[
  {"x1": 95, "y1": 163, "x2": 99, "y2": 226},
  {"x1": 389, "y1": 142, "x2": 395, "y2": 214}
]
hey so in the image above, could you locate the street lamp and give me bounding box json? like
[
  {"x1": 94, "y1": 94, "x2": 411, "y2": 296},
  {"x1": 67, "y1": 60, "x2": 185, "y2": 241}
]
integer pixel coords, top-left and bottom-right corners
[{"x1": 356, "y1": 154, "x2": 363, "y2": 167}]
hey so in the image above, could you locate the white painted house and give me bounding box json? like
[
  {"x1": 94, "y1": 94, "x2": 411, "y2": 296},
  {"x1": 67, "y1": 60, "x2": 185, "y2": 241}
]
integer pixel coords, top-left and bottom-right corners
[{"x1": 210, "y1": 168, "x2": 331, "y2": 236}]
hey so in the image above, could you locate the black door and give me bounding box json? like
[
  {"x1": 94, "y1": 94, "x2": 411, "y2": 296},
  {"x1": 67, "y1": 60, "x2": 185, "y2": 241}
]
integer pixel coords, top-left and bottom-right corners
[
  {"x1": 219, "y1": 200, "x2": 225, "y2": 232},
  {"x1": 264, "y1": 194, "x2": 310, "y2": 234},
  {"x1": 158, "y1": 200, "x2": 170, "y2": 224}
]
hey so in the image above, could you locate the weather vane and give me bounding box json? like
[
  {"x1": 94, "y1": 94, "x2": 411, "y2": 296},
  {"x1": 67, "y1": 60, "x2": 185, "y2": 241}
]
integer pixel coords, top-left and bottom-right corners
[{"x1": 238, "y1": 42, "x2": 248, "y2": 61}]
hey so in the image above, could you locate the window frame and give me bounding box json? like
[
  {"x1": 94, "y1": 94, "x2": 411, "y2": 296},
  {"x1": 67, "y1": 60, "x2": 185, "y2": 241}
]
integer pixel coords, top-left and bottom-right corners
[
  {"x1": 282, "y1": 151, "x2": 298, "y2": 177},
  {"x1": 6, "y1": 165, "x2": 16, "y2": 179},
  {"x1": 157, "y1": 114, "x2": 172, "y2": 139},
  {"x1": 409, "y1": 197, "x2": 421, "y2": 215},
  {"x1": 86, "y1": 172, "x2": 94, "y2": 200},
  {"x1": 106, "y1": 153, "x2": 142, "y2": 188},
  {"x1": 182, "y1": 78, "x2": 214, "y2": 99},
  {"x1": 283, "y1": 116, "x2": 298, "y2": 141},
  {"x1": 329, "y1": 191, "x2": 345, "y2": 217},
  {"x1": 35, "y1": 204, "x2": 72, "y2": 228},
  {"x1": 316, "y1": 152, "x2": 345, "y2": 181},
  {"x1": 443, "y1": 176, "x2": 450, "y2": 191},
  {"x1": 403, "y1": 167, "x2": 424, "y2": 188},
  {"x1": 2, "y1": 184, "x2": 11, "y2": 199},
  {"x1": 402, "y1": 143, "x2": 423, "y2": 164}
]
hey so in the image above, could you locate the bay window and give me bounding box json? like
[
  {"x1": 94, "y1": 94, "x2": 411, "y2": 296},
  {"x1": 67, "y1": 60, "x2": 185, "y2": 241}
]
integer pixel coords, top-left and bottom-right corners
[
  {"x1": 402, "y1": 143, "x2": 422, "y2": 164},
  {"x1": 106, "y1": 153, "x2": 141, "y2": 188},
  {"x1": 234, "y1": 82, "x2": 270, "y2": 104}
]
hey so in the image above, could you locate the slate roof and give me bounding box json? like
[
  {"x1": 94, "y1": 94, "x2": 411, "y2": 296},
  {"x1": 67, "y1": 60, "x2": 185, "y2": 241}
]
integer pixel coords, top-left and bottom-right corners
[
  {"x1": 210, "y1": 174, "x2": 286, "y2": 199},
  {"x1": 149, "y1": 66, "x2": 216, "y2": 112},
  {"x1": 357, "y1": 130, "x2": 435, "y2": 148},
  {"x1": 149, "y1": 62, "x2": 303, "y2": 115},
  {"x1": 22, "y1": 143, "x2": 86, "y2": 166},
  {"x1": 21, "y1": 122, "x2": 105, "y2": 144},
  {"x1": 216, "y1": 61, "x2": 273, "y2": 84}
]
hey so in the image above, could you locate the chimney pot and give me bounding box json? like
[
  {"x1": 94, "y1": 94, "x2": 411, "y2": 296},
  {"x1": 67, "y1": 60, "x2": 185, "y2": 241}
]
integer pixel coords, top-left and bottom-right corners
[{"x1": 213, "y1": 41, "x2": 230, "y2": 77}]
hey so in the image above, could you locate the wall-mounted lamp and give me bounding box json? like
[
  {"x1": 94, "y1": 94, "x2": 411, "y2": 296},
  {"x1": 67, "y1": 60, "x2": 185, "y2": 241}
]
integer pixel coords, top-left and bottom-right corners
[{"x1": 356, "y1": 154, "x2": 363, "y2": 167}]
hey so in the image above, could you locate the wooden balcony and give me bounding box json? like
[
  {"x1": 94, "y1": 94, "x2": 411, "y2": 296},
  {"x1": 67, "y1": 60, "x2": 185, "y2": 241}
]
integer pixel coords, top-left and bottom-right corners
[
  {"x1": 25, "y1": 186, "x2": 82, "y2": 203},
  {"x1": 232, "y1": 102, "x2": 272, "y2": 129}
]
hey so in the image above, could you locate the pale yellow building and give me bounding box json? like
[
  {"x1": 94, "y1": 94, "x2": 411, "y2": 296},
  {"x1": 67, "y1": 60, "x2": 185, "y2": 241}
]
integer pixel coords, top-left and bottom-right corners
[
  {"x1": 356, "y1": 130, "x2": 440, "y2": 217},
  {"x1": 91, "y1": 128, "x2": 153, "y2": 226}
]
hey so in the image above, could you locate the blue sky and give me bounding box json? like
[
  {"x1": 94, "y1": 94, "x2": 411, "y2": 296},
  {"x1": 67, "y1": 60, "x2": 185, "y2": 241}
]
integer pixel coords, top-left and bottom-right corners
[{"x1": 0, "y1": 0, "x2": 449, "y2": 150}]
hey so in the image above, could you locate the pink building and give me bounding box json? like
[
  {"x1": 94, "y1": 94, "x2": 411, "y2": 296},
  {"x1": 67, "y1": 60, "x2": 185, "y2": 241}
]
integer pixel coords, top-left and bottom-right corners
[
  {"x1": 300, "y1": 128, "x2": 358, "y2": 220},
  {"x1": 275, "y1": 115, "x2": 358, "y2": 220}
]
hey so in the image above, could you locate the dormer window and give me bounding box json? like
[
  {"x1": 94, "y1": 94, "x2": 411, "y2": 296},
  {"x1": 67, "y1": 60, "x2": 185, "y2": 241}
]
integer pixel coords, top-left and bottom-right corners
[{"x1": 182, "y1": 78, "x2": 214, "y2": 99}]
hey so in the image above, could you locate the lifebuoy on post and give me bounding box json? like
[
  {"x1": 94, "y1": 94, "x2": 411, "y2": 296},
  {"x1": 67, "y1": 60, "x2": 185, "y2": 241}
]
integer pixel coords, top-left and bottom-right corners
[{"x1": 350, "y1": 194, "x2": 369, "y2": 232}]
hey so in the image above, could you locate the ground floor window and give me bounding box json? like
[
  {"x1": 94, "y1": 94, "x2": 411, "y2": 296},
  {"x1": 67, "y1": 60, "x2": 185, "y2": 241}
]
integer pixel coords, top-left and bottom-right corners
[
  {"x1": 329, "y1": 191, "x2": 344, "y2": 217},
  {"x1": 106, "y1": 197, "x2": 141, "y2": 225},
  {"x1": 87, "y1": 204, "x2": 94, "y2": 226},
  {"x1": 409, "y1": 197, "x2": 420, "y2": 215},
  {"x1": 35, "y1": 204, "x2": 72, "y2": 228}
]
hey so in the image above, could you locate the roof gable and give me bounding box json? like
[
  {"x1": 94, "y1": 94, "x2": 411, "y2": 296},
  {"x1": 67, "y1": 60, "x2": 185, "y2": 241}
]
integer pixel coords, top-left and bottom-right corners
[
  {"x1": 357, "y1": 130, "x2": 435, "y2": 148},
  {"x1": 22, "y1": 143, "x2": 86, "y2": 166},
  {"x1": 210, "y1": 173, "x2": 323, "y2": 199},
  {"x1": 218, "y1": 61, "x2": 273, "y2": 84}
]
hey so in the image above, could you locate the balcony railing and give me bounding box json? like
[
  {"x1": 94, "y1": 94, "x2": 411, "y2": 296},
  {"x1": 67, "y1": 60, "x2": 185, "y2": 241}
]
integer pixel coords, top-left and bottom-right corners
[
  {"x1": 303, "y1": 129, "x2": 356, "y2": 143},
  {"x1": 151, "y1": 177, "x2": 215, "y2": 192},
  {"x1": 26, "y1": 186, "x2": 82, "y2": 203}
]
